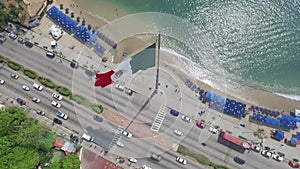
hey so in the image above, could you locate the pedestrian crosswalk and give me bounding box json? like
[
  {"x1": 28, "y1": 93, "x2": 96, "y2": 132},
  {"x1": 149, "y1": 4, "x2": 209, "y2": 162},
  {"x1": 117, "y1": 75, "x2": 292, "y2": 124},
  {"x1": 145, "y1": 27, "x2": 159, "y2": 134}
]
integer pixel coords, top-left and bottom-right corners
[
  {"x1": 151, "y1": 105, "x2": 167, "y2": 132},
  {"x1": 108, "y1": 126, "x2": 124, "y2": 150}
]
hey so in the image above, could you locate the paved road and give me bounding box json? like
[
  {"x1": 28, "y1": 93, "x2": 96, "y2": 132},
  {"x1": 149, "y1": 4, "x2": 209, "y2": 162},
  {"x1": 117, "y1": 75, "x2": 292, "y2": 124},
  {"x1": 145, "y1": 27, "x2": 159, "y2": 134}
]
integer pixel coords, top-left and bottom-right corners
[{"x1": 0, "y1": 37, "x2": 289, "y2": 169}]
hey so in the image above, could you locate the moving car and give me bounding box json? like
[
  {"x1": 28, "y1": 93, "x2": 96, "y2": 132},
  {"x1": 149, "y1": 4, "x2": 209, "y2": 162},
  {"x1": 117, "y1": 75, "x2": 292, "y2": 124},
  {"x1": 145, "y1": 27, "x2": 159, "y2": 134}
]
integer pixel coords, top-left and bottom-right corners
[
  {"x1": 176, "y1": 156, "x2": 187, "y2": 165},
  {"x1": 93, "y1": 115, "x2": 103, "y2": 122},
  {"x1": 150, "y1": 153, "x2": 162, "y2": 162},
  {"x1": 82, "y1": 133, "x2": 94, "y2": 142},
  {"x1": 196, "y1": 121, "x2": 206, "y2": 128},
  {"x1": 128, "y1": 157, "x2": 137, "y2": 163},
  {"x1": 16, "y1": 98, "x2": 26, "y2": 106},
  {"x1": 10, "y1": 73, "x2": 19, "y2": 79},
  {"x1": 173, "y1": 129, "x2": 183, "y2": 136},
  {"x1": 115, "y1": 83, "x2": 125, "y2": 92},
  {"x1": 53, "y1": 118, "x2": 62, "y2": 125},
  {"x1": 125, "y1": 88, "x2": 133, "y2": 96},
  {"x1": 8, "y1": 33, "x2": 17, "y2": 40},
  {"x1": 289, "y1": 161, "x2": 300, "y2": 168},
  {"x1": 142, "y1": 165, "x2": 152, "y2": 169},
  {"x1": 52, "y1": 93, "x2": 63, "y2": 101},
  {"x1": 272, "y1": 154, "x2": 283, "y2": 162},
  {"x1": 170, "y1": 109, "x2": 179, "y2": 116},
  {"x1": 0, "y1": 79, "x2": 4, "y2": 85},
  {"x1": 181, "y1": 115, "x2": 192, "y2": 123},
  {"x1": 121, "y1": 130, "x2": 132, "y2": 138},
  {"x1": 33, "y1": 83, "x2": 44, "y2": 91},
  {"x1": 116, "y1": 141, "x2": 124, "y2": 148},
  {"x1": 57, "y1": 111, "x2": 68, "y2": 120},
  {"x1": 252, "y1": 145, "x2": 261, "y2": 152},
  {"x1": 261, "y1": 150, "x2": 272, "y2": 158},
  {"x1": 36, "y1": 110, "x2": 45, "y2": 116},
  {"x1": 233, "y1": 157, "x2": 245, "y2": 165},
  {"x1": 51, "y1": 100, "x2": 61, "y2": 108},
  {"x1": 22, "y1": 85, "x2": 30, "y2": 91},
  {"x1": 32, "y1": 97, "x2": 40, "y2": 103},
  {"x1": 209, "y1": 127, "x2": 218, "y2": 134}
]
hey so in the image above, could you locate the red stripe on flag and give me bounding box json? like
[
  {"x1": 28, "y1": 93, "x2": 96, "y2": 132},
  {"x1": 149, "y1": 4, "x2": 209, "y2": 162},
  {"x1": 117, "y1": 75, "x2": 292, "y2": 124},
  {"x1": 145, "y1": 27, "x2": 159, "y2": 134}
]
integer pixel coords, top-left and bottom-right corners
[{"x1": 94, "y1": 70, "x2": 115, "y2": 87}]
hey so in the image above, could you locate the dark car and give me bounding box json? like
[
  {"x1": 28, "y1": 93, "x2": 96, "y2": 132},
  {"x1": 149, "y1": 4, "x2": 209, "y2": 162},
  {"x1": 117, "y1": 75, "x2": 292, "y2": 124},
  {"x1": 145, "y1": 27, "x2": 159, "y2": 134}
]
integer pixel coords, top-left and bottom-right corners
[
  {"x1": 24, "y1": 41, "x2": 33, "y2": 48},
  {"x1": 93, "y1": 115, "x2": 103, "y2": 122},
  {"x1": 70, "y1": 134, "x2": 79, "y2": 144},
  {"x1": 233, "y1": 157, "x2": 245, "y2": 165},
  {"x1": 36, "y1": 110, "x2": 45, "y2": 116},
  {"x1": 150, "y1": 153, "x2": 162, "y2": 162},
  {"x1": 53, "y1": 118, "x2": 62, "y2": 125},
  {"x1": 16, "y1": 98, "x2": 26, "y2": 106},
  {"x1": 170, "y1": 109, "x2": 179, "y2": 116}
]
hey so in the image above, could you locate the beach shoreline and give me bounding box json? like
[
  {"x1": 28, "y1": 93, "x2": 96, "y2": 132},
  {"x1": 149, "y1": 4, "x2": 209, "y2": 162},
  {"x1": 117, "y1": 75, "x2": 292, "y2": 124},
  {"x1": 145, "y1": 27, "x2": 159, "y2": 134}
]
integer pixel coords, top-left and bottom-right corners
[{"x1": 47, "y1": 0, "x2": 300, "y2": 113}]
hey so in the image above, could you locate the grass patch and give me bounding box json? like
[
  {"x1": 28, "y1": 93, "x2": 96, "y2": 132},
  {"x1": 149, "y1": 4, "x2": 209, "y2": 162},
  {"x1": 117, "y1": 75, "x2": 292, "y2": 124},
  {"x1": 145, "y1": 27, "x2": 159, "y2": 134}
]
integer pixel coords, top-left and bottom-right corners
[
  {"x1": 50, "y1": 150, "x2": 65, "y2": 163},
  {"x1": 38, "y1": 77, "x2": 56, "y2": 89},
  {"x1": 264, "y1": 146, "x2": 270, "y2": 150},
  {"x1": 23, "y1": 69, "x2": 37, "y2": 79},
  {"x1": 277, "y1": 152, "x2": 285, "y2": 157},
  {"x1": 177, "y1": 145, "x2": 210, "y2": 165},
  {"x1": 7, "y1": 61, "x2": 21, "y2": 71},
  {"x1": 56, "y1": 86, "x2": 71, "y2": 96},
  {"x1": 71, "y1": 94, "x2": 90, "y2": 105},
  {"x1": 91, "y1": 104, "x2": 104, "y2": 114},
  {"x1": 238, "y1": 135, "x2": 247, "y2": 141},
  {"x1": 40, "y1": 132, "x2": 56, "y2": 151},
  {"x1": 209, "y1": 163, "x2": 229, "y2": 169},
  {"x1": 293, "y1": 158, "x2": 299, "y2": 162}
]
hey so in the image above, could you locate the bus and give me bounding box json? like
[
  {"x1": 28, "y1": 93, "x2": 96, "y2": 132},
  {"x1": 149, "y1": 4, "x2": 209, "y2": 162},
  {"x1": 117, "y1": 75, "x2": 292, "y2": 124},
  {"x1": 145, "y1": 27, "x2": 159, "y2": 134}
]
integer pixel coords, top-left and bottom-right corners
[{"x1": 218, "y1": 131, "x2": 252, "y2": 153}]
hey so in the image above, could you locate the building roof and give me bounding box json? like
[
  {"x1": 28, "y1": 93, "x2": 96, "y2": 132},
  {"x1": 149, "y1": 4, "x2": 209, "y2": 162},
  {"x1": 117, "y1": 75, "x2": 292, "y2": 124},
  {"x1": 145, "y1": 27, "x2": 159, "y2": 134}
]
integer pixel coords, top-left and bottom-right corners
[{"x1": 52, "y1": 136, "x2": 79, "y2": 155}]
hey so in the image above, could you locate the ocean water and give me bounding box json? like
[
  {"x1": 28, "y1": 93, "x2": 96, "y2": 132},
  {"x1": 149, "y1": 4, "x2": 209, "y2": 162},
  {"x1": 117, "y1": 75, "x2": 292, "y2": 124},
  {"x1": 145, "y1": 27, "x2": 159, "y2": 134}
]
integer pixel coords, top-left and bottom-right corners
[{"x1": 82, "y1": 0, "x2": 300, "y2": 100}]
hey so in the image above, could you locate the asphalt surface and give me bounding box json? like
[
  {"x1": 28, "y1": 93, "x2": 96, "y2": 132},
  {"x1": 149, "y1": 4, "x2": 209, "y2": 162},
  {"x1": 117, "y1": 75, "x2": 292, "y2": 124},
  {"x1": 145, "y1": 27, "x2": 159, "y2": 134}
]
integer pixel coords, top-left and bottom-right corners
[{"x1": 0, "y1": 37, "x2": 289, "y2": 169}]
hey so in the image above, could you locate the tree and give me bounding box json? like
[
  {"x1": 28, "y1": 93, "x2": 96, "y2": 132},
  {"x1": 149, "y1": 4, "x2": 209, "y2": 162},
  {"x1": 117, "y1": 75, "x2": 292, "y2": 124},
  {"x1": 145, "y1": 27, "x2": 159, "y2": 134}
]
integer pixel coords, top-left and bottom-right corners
[{"x1": 50, "y1": 154, "x2": 81, "y2": 169}]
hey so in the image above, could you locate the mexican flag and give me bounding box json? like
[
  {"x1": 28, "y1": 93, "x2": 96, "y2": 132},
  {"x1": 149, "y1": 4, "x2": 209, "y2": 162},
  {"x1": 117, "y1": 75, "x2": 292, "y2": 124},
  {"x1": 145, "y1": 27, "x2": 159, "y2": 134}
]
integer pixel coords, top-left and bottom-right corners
[{"x1": 94, "y1": 42, "x2": 157, "y2": 88}]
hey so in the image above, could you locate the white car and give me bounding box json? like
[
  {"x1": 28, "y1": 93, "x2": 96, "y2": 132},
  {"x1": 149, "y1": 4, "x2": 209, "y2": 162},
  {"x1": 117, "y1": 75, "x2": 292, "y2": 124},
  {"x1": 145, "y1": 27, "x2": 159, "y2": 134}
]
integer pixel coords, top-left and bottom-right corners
[
  {"x1": 33, "y1": 83, "x2": 44, "y2": 91},
  {"x1": 181, "y1": 115, "x2": 192, "y2": 123},
  {"x1": 121, "y1": 130, "x2": 132, "y2": 138},
  {"x1": 128, "y1": 157, "x2": 137, "y2": 163},
  {"x1": 22, "y1": 85, "x2": 30, "y2": 91},
  {"x1": 10, "y1": 73, "x2": 19, "y2": 79},
  {"x1": 272, "y1": 154, "x2": 283, "y2": 162},
  {"x1": 8, "y1": 33, "x2": 17, "y2": 40},
  {"x1": 51, "y1": 100, "x2": 61, "y2": 108},
  {"x1": 32, "y1": 97, "x2": 40, "y2": 103},
  {"x1": 0, "y1": 79, "x2": 4, "y2": 85},
  {"x1": 261, "y1": 150, "x2": 272, "y2": 158},
  {"x1": 176, "y1": 156, "x2": 187, "y2": 165},
  {"x1": 209, "y1": 127, "x2": 218, "y2": 134},
  {"x1": 116, "y1": 141, "x2": 124, "y2": 148},
  {"x1": 115, "y1": 83, "x2": 125, "y2": 92},
  {"x1": 252, "y1": 145, "x2": 261, "y2": 152},
  {"x1": 52, "y1": 93, "x2": 63, "y2": 101},
  {"x1": 82, "y1": 133, "x2": 94, "y2": 142},
  {"x1": 57, "y1": 111, "x2": 68, "y2": 120},
  {"x1": 142, "y1": 165, "x2": 152, "y2": 169},
  {"x1": 173, "y1": 129, "x2": 183, "y2": 136}
]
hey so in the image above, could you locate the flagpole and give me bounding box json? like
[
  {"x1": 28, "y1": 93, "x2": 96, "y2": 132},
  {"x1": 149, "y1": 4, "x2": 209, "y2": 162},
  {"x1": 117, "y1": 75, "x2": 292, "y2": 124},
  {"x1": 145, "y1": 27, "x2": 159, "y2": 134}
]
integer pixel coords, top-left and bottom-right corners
[{"x1": 155, "y1": 33, "x2": 161, "y2": 93}]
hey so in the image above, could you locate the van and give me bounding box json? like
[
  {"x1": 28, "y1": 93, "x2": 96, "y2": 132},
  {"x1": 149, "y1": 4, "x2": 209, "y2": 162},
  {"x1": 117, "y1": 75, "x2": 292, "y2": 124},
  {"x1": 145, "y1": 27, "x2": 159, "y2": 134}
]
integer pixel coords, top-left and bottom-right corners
[
  {"x1": 46, "y1": 52, "x2": 55, "y2": 58},
  {"x1": 82, "y1": 133, "x2": 94, "y2": 142}
]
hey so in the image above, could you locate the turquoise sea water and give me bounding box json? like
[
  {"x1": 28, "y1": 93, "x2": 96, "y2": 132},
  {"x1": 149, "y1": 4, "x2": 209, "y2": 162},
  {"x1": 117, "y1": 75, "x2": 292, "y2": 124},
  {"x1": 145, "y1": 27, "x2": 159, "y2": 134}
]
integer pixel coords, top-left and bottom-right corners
[{"x1": 85, "y1": 0, "x2": 300, "y2": 100}]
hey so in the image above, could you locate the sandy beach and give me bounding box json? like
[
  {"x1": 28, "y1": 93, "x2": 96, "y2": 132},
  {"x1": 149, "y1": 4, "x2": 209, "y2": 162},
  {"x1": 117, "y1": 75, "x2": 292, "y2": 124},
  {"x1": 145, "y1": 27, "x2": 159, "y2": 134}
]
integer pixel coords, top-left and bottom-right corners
[{"x1": 37, "y1": 0, "x2": 300, "y2": 119}]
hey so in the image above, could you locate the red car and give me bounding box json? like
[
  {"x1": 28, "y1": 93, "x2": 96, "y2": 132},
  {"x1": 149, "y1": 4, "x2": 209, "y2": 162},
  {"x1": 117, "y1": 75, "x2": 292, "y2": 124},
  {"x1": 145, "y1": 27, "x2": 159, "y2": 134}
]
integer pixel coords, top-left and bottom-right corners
[
  {"x1": 289, "y1": 161, "x2": 300, "y2": 168},
  {"x1": 196, "y1": 121, "x2": 206, "y2": 128}
]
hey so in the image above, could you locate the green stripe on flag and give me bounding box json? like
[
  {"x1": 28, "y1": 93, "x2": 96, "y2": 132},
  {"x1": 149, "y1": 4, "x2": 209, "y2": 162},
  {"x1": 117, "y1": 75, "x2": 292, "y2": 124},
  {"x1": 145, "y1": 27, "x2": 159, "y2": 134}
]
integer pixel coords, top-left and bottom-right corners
[{"x1": 130, "y1": 43, "x2": 156, "y2": 74}]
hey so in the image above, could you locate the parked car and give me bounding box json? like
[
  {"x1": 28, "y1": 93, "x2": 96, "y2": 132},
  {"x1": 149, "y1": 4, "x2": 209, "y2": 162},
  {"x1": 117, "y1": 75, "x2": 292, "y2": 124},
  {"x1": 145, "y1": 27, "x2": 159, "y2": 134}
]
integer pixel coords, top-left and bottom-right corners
[
  {"x1": 24, "y1": 41, "x2": 33, "y2": 48},
  {"x1": 121, "y1": 130, "x2": 132, "y2": 138},
  {"x1": 82, "y1": 133, "x2": 94, "y2": 142},
  {"x1": 233, "y1": 157, "x2": 245, "y2": 165},
  {"x1": 196, "y1": 121, "x2": 206, "y2": 128},
  {"x1": 116, "y1": 141, "x2": 124, "y2": 148},
  {"x1": 70, "y1": 134, "x2": 79, "y2": 144},
  {"x1": 36, "y1": 110, "x2": 45, "y2": 116},
  {"x1": 0, "y1": 79, "x2": 4, "y2": 85},
  {"x1": 115, "y1": 83, "x2": 125, "y2": 92},
  {"x1": 51, "y1": 100, "x2": 61, "y2": 108},
  {"x1": 150, "y1": 153, "x2": 162, "y2": 162},
  {"x1": 176, "y1": 156, "x2": 187, "y2": 165},
  {"x1": 261, "y1": 150, "x2": 272, "y2": 158},
  {"x1": 173, "y1": 129, "x2": 183, "y2": 136},
  {"x1": 10, "y1": 73, "x2": 19, "y2": 79},
  {"x1": 128, "y1": 157, "x2": 137, "y2": 163},
  {"x1": 57, "y1": 111, "x2": 68, "y2": 120},
  {"x1": 32, "y1": 97, "x2": 40, "y2": 103},
  {"x1": 289, "y1": 161, "x2": 300, "y2": 168},
  {"x1": 0, "y1": 35, "x2": 6, "y2": 43},
  {"x1": 142, "y1": 165, "x2": 152, "y2": 169},
  {"x1": 272, "y1": 154, "x2": 283, "y2": 162},
  {"x1": 16, "y1": 98, "x2": 26, "y2": 106},
  {"x1": 22, "y1": 85, "x2": 30, "y2": 91},
  {"x1": 8, "y1": 33, "x2": 17, "y2": 40},
  {"x1": 52, "y1": 93, "x2": 63, "y2": 101},
  {"x1": 17, "y1": 37, "x2": 25, "y2": 44},
  {"x1": 53, "y1": 118, "x2": 62, "y2": 125},
  {"x1": 209, "y1": 127, "x2": 218, "y2": 134},
  {"x1": 252, "y1": 145, "x2": 261, "y2": 152},
  {"x1": 181, "y1": 115, "x2": 192, "y2": 123},
  {"x1": 170, "y1": 109, "x2": 179, "y2": 116},
  {"x1": 33, "y1": 83, "x2": 44, "y2": 91},
  {"x1": 93, "y1": 115, "x2": 103, "y2": 122}
]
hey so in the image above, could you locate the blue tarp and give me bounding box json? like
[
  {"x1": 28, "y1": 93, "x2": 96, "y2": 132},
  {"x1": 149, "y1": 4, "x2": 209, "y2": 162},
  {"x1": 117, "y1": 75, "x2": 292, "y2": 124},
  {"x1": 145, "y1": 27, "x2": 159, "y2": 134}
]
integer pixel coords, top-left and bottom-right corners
[
  {"x1": 297, "y1": 132, "x2": 300, "y2": 140},
  {"x1": 274, "y1": 130, "x2": 284, "y2": 140},
  {"x1": 74, "y1": 25, "x2": 96, "y2": 43},
  {"x1": 94, "y1": 43, "x2": 106, "y2": 55},
  {"x1": 206, "y1": 91, "x2": 227, "y2": 112},
  {"x1": 291, "y1": 137, "x2": 298, "y2": 145},
  {"x1": 265, "y1": 117, "x2": 280, "y2": 127},
  {"x1": 223, "y1": 98, "x2": 246, "y2": 118}
]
